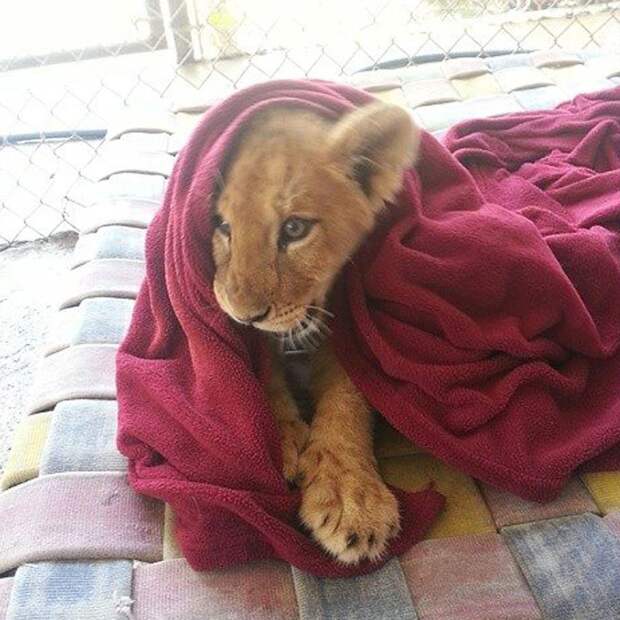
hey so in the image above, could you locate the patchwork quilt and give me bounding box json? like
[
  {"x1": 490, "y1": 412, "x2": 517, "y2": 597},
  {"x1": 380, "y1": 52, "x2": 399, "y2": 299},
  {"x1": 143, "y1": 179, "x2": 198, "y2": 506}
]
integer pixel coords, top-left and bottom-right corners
[{"x1": 2, "y1": 49, "x2": 620, "y2": 619}]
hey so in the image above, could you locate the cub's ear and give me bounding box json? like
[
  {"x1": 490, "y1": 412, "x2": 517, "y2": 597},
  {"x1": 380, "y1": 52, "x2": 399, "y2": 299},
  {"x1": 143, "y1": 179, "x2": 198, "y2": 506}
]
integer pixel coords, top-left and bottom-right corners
[{"x1": 326, "y1": 102, "x2": 421, "y2": 206}]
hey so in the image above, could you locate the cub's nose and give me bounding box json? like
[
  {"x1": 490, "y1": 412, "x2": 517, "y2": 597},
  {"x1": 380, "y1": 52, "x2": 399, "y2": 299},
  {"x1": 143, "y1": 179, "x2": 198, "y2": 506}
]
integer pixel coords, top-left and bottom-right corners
[{"x1": 236, "y1": 307, "x2": 271, "y2": 325}]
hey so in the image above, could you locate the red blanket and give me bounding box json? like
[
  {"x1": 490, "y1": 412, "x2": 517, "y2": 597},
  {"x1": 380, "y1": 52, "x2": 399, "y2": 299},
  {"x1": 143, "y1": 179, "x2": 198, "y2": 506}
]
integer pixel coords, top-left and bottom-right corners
[{"x1": 117, "y1": 80, "x2": 620, "y2": 576}]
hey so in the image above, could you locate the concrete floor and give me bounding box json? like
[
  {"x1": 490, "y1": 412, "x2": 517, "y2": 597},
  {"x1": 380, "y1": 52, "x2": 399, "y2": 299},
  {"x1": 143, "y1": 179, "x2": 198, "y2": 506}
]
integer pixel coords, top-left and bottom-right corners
[{"x1": 0, "y1": 232, "x2": 77, "y2": 472}]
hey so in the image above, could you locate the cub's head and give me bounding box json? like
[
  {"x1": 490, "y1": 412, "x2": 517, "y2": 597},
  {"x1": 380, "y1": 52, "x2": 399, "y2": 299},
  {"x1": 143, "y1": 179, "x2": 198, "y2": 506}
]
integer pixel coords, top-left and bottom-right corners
[{"x1": 211, "y1": 101, "x2": 420, "y2": 338}]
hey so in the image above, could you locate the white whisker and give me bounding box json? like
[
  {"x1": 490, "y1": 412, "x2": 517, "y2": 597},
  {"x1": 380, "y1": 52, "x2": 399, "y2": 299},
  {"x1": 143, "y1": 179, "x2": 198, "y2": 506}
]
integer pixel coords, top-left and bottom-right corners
[
  {"x1": 278, "y1": 311, "x2": 332, "y2": 354},
  {"x1": 304, "y1": 317, "x2": 320, "y2": 336},
  {"x1": 307, "y1": 304, "x2": 334, "y2": 319},
  {"x1": 292, "y1": 319, "x2": 305, "y2": 350},
  {"x1": 305, "y1": 317, "x2": 326, "y2": 348},
  {"x1": 311, "y1": 315, "x2": 332, "y2": 336},
  {"x1": 298, "y1": 319, "x2": 317, "y2": 348},
  {"x1": 304, "y1": 327, "x2": 321, "y2": 348},
  {"x1": 280, "y1": 326, "x2": 294, "y2": 352},
  {"x1": 356, "y1": 154, "x2": 392, "y2": 174}
]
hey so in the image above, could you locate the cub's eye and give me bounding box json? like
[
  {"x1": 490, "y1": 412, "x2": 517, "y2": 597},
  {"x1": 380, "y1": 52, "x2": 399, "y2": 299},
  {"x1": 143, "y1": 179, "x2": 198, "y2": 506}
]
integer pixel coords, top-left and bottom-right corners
[
  {"x1": 279, "y1": 217, "x2": 314, "y2": 248},
  {"x1": 211, "y1": 214, "x2": 231, "y2": 238}
]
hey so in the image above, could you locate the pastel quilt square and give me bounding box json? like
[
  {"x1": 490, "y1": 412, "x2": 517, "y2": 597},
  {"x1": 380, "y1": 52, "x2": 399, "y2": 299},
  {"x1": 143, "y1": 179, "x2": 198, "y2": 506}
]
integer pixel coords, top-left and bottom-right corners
[
  {"x1": 504, "y1": 514, "x2": 620, "y2": 619},
  {"x1": 480, "y1": 478, "x2": 597, "y2": 528},
  {"x1": 40, "y1": 400, "x2": 126, "y2": 474},
  {"x1": 0, "y1": 413, "x2": 51, "y2": 490},
  {"x1": 292, "y1": 560, "x2": 417, "y2": 620},
  {"x1": 133, "y1": 558, "x2": 297, "y2": 620},
  {"x1": 6, "y1": 560, "x2": 132, "y2": 620},
  {"x1": 379, "y1": 454, "x2": 495, "y2": 539},
  {"x1": 401, "y1": 533, "x2": 540, "y2": 619},
  {"x1": 581, "y1": 471, "x2": 620, "y2": 514}
]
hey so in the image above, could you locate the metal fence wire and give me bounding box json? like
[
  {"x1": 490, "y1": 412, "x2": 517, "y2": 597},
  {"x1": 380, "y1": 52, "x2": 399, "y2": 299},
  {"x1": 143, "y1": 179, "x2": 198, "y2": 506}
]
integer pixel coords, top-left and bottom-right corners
[{"x1": 0, "y1": 0, "x2": 619, "y2": 248}]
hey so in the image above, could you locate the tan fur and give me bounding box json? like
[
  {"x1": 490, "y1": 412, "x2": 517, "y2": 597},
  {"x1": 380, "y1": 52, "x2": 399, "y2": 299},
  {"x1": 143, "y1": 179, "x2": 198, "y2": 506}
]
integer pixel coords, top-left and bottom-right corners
[{"x1": 211, "y1": 101, "x2": 419, "y2": 564}]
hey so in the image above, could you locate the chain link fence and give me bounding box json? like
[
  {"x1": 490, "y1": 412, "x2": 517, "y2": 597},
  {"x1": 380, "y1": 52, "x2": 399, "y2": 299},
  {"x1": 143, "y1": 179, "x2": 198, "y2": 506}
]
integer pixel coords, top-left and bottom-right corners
[{"x1": 1, "y1": 0, "x2": 619, "y2": 248}]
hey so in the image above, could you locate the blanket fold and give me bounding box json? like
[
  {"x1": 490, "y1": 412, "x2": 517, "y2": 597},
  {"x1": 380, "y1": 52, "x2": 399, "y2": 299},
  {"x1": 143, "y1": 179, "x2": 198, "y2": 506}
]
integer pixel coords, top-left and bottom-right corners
[{"x1": 117, "y1": 81, "x2": 620, "y2": 576}]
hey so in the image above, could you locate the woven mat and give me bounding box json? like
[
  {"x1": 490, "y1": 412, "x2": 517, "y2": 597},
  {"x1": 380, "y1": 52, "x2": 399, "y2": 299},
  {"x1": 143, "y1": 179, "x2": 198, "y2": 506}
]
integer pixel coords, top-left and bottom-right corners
[{"x1": 2, "y1": 50, "x2": 620, "y2": 620}]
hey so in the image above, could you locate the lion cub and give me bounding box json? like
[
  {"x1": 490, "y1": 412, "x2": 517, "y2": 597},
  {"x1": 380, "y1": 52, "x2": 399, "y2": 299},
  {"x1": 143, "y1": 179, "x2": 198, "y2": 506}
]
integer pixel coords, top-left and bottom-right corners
[{"x1": 212, "y1": 100, "x2": 420, "y2": 564}]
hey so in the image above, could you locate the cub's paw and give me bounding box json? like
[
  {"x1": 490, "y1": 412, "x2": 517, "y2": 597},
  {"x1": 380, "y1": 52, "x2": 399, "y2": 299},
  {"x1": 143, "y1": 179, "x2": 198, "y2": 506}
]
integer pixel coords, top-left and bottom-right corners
[
  {"x1": 298, "y1": 447, "x2": 400, "y2": 564},
  {"x1": 280, "y1": 418, "x2": 310, "y2": 483}
]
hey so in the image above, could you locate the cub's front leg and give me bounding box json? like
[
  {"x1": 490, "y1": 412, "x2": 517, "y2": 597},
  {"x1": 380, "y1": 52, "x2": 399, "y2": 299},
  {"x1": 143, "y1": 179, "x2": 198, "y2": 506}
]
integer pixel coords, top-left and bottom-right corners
[
  {"x1": 299, "y1": 343, "x2": 400, "y2": 564},
  {"x1": 268, "y1": 344, "x2": 310, "y2": 482}
]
